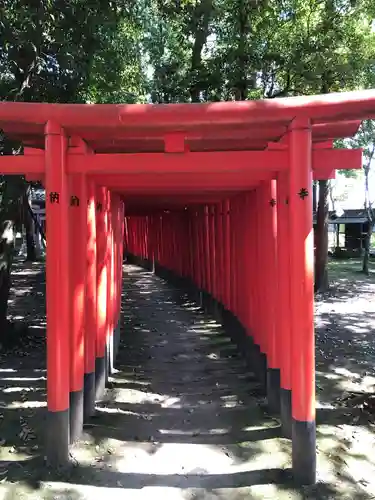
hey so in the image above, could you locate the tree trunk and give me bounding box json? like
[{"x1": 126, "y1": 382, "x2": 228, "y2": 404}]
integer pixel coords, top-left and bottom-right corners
[
  {"x1": 235, "y1": 0, "x2": 249, "y2": 100},
  {"x1": 189, "y1": 0, "x2": 213, "y2": 102},
  {"x1": 0, "y1": 220, "x2": 15, "y2": 333},
  {"x1": 362, "y1": 222, "x2": 372, "y2": 275},
  {"x1": 315, "y1": 180, "x2": 329, "y2": 292},
  {"x1": 0, "y1": 173, "x2": 28, "y2": 339},
  {"x1": 329, "y1": 182, "x2": 335, "y2": 212},
  {"x1": 315, "y1": 20, "x2": 334, "y2": 293},
  {"x1": 362, "y1": 144, "x2": 374, "y2": 275},
  {"x1": 312, "y1": 181, "x2": 317, "y2": 212},
  {"x1": 25, "y1": 226, "x2": 36, "y2": 261},
  {"x1": 23, "y1": 192, "x2": 36, "y2": 261}
]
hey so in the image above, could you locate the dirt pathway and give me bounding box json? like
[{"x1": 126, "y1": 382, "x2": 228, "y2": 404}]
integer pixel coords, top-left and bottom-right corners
[
  {"x1": 0, "y1": 259, "x2": 374, "y2": 499},
  {"x1": 313, "y1": 260, "x2": 375, "y2": 498},
  {"x1": 58, "y1": 265, "x2": 291, "y2": 499}
]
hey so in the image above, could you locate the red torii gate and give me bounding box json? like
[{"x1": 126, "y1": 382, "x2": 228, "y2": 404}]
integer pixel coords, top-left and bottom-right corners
[{"x1": 0, "y1": 89, "x2": 374, "y2": 486}]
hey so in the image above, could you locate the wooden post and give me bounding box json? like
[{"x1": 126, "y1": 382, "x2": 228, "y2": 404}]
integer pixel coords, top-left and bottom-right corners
[
  {"x1": 277, "y1": 172, "x2": 292, "y2": 437},
  {"x1": 45, "y1": 121, "x2": 70, "y2": 465},
  {"x1": 84, "y1": 178, "x2": 97, "y2": 418},
  {"x1": 95, "y1": 186, "x2": 108, "y2": 400},
  {"x1": 263, "y1": 180, "x2": 279, "y2": 414},
  {"x1": 223, "y1": 199, "x2": 231, "y2": 310},
  {"x1": 255, "y1": 187, "x2": 267, "y2": 389},
  {"x1": 106, "y1": 191, "x2": 114, "y2": 376},
  {"x1": 289, "y1": 118, "x2": 316, "y2": 485},
  {"x1": 68, "y1": 173, "x2": 87, "y2": 442}
]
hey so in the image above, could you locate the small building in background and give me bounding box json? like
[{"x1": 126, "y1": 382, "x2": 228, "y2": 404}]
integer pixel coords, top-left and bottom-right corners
[
  {"x1": 313, "y1": 209, "x2": 375, "y2": 257},
  {"x1": 30, "y1": 188, "x2": 46, "y2": 234}
]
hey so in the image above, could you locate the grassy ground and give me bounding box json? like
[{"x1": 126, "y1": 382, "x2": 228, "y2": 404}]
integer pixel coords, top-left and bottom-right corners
[{"x1": 0, "y1": 258, "x2": 375, "y2": 499}]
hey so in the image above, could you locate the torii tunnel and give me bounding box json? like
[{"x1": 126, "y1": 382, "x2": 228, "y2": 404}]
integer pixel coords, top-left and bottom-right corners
[{"x1": 1, "y1": 90, "x2": 375, "y2": 486}]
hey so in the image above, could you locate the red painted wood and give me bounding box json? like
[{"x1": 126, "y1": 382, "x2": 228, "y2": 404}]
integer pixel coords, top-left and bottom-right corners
[
  {"x1": 289, "y1": 119, "x2": 315, "y2": 423},
  {"x1": 255, "y1": 188, "x2": 266, "y2": 354},
  {"x1": 69, "y1": 174, "x2": 86, "y2": 393},
  {"x1": 96, "y1": 187, "x2": 108, "y2": 359},
  {"x1": 106, "y1": 191, "x2": 114, "y2": 359},
  {"x1": 223, "y1": 200, "x2": 231, "y2": 310},
  {"x1": 1, "y1": 90, "x2": 373, "y2": 143},
  {"x1": 277, "y1": 173, "x2": 291, "y2": 391},
  {"x1": 0, "y1": 155, "x2": 44, "y2": 174},
  {"x1": 262, "y1": 180, "x2": 278, "y2": 369},
  {"x1": 45, "y1": 122, "x2": 70, "y2": 412},
  {"x1": 68, "y1": 150, "x2": 288, "y2": 175},
  {"x1": 85, "y1": 178, "x2": 97, "y2": 376}
]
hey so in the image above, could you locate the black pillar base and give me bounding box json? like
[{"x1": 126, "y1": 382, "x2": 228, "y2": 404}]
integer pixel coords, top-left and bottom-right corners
[
  {"x1": 198, "y1": 290, "x2": 204, "y2": 308},
  {"x1": 114, "y1": 322, "x2": 121, "y2": 360},
  {"x1": 105, "y1": 343, "x2": 109, "y2": 384},
  {"x1": 213, "y1": 301, "x2": 223, "y2": 323},
  {"x1": 107, "y1": 334, "x2": 114, "y2": 377},
  {"x1": 83, "y1": 371, "x2": 96, "y2": 419},
  {"x1": 251, "y1": 343, "x2": 260, "y2": 372},
  {"x1": 69, "y1": 388, "x2": 84, "y2": 443},
  {"x1": 201, "y1": 290, "x2": 210, "y2": 311},
  {"x1": 243, "y1": 335, "x2": 255, "y2": 368},
  {"x1": 233, "y1": 320, "x2": 247, "y2": 351},
  {"x1": 46, "y1": 409, "x2": 69, "y2": 467},
  {"x1": 257, "y1": 350, "x2": 267, "y2": 392},
  {"x1": 280, "y1": 388, "x2": 292, "y2": 438},
  {"x1": 266, "y1": 367, "x2": 281, "y2": 414},
  {"x1": 208, "y1": 296, "x2": 220, "y2": 318},
  {"x1": 222, "y1": 309, "x2": 239, "y2": 346},
  {"x1": 292, "y1": 418, "x2": 316, "y2": 485},
  {"x1": 95, "y1": 356, "x2": 106, "y2": 401}
]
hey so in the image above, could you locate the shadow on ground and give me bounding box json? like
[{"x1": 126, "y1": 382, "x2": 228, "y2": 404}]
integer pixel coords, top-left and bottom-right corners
[{"x1": 0, "y1": 261, "x2": 375, "y2": 499}]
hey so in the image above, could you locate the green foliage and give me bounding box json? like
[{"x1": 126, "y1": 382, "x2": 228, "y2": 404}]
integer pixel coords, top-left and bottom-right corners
[
  {"x1": 0, "y1": 1, "x2": 145, "y2": 104},
  {"x1": 1, "y1": 1, "x2": 374, "y2": 106},
  {"x1": 335, "y1": 120, "x2": 375, "y2": 178},
  {"x1": 0, "y1": 1, "x2": 146, "y2": 216},
  {"x1": 350, "y1": 120, "x2": 375, "y2": 161},
  {"x1": 142, "y1": 0, "x2": 375, "y2": 103}
]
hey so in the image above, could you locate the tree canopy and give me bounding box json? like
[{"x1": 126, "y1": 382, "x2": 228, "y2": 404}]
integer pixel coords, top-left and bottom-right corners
[{"x1": 1, "y1": 1, "x2": 374, "y2": 105}]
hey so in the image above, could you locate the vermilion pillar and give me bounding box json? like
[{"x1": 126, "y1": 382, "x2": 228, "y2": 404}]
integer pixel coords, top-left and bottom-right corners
[
  {"x1": 277, "y1": 172, "x2": 292, "y2": 437},
  {"x1": 214, "y1": 204, "x2": 222, "y2": 307},
  {"x1": 158, "y1": 215, "x2": 164, "y2": 267},
  {"x1": 242, "y1": 192, "x2": 255, "y2": 352},
  {"x1": 84, "y1": 178, "x2": 97, "y2": 418},
  {"x1": 68, "y1": 173, "x2": 87, "y2": 442},
  {"x1": 106, "y1": 191, "x2": 114, "y2": 376},
  {"x1": 263, "y1": 180, "x2": 279, "y2": 414},
  {"x1": 236, "y1": 195, "x2": 244, "y2": 324},
  {"x1": 45, "y1": 121, "x2": 70, "y2": 465},
  {"x1": 112, "y1": 194, "x2": 121, "y2": 359},
  {"x1": 197, "y1": 208, "x2": 204, "y2": 293},
  {"x1": 229, "y1": 200, "x2": 236, "y2": 313},
  {"x1": 289, "y1": 119, "x2": 316, "y2": 485},
  {"x1": 237, "y1": 194, "x2": 246, "y2": 325},
  {"x1": 209, "y1": 206, "x2": 216, "y2": 301},
  {"x1": 195, "y1": 209, "x2": 202, "y2": 292},
  {"x1": 248, "y1": 191, "x2": 259, "y2": 352},
  {"x1": 95, "y1": 186, "x2": 108, "y2": 400},
  {"x1": 114, "y1": 199, "x2": 125, "y2": 357},
  {"x1": 255, "y1": 188, "x2": 267, "y2": 387},
  {"x1": 188, "y1": 211, "x2": 195, "y2": 285},
  {"x1": 204, "y1": 206, "x2": 211, "y2": 299},
  {"x1": 223, "y1": 200, "x2": 231, "y2": 310}
]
